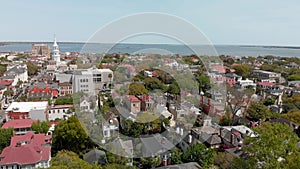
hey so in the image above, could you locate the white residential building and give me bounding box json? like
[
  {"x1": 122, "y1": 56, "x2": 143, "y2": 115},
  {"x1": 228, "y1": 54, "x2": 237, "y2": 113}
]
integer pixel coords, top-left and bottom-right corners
[
  {"x1": 4, "y1": 64, "x2": 28, "y2": 85},
  {"x1": 48, "y1": 105, "x2": 74, "y2": 121},
  {"x1": 72, "y1": 67, "x2": 113, "y2": 95},
  {"x1": 236, "y1": 78, "x2": 256, "y2": 89}
]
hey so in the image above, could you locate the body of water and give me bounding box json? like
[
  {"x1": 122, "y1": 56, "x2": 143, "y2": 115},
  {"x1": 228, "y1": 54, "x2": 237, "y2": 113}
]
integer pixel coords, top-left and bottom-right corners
[{"x1": 0, "y1": 43, "x2": 300, "y2": 57}]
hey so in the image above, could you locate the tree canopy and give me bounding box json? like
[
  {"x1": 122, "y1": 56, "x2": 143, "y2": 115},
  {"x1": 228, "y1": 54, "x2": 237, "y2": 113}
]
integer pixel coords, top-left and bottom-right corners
[
  {"x1": 0, "y1": 128, "x2": 14, "y2": 154},
  {"x1": 239, "y1": 122, "x2": 300, "y2": 169},
  {"x1": 26, "y1": 62, "x2": 39, "y2": 76},
  {"x1": 233, "y1": 64, "x2": 253, "y2": 77},
  {"x1": 181, "y1": 143, "x2": 216, "y2": 168},
  {"x1": 287, "y1": 74, "x2": 300, "y2": 81},
  {"x1": 54, "y1": 97, "x2": 73, "y2": 105},
  {"x1": 0, "y1": 64, "x2": 7, "y2": 77},
  {"x1": 167, "y1": 82, "x2": 180, "y2": 95},
  {"x1": 128, "y1": 83, "x2": 148, "y2": 96},
  {"x1": 50, "y1": 150, "x2": 93, "y2": 169},
  {"x1": 31, "y1": 121, "x2": 50, "y2": 134},
  {"x1": 196, "y1": 75, "x2": 211, "y2": 93},
  {"x1": 246, "y1": 102, "x2": 276, "y2": 121},
  {"x1": 281, "y1": 111, "x2": 300, "y2": 125},
  {"x1": 52, "y1": 117, "x2": 95, "y2": 156}
]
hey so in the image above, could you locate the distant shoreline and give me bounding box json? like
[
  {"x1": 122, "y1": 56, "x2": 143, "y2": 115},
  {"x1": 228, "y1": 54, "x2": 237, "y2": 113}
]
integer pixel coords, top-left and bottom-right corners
[
  {"x1": 1, "y1": 42, "x2": 300, "y2": 49},
  {"x1": 240, "y1": 45, "x2": 300, "y2": 50}
]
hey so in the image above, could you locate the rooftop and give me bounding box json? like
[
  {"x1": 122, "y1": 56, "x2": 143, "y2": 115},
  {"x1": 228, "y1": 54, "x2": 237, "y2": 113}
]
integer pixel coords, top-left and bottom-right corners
[
  {"x1": 10, "y1": 132, "x2": 52, "y2": 147},
  {"x1": 127, "y1": 95, "x2": 140, "y2": 102},
  {"x1": 2, "y1": 119, "x2": 36, "y2": 129},
  {"x1": 6, "y1": 101, "x2": 48, "y2": 113},
  {"x1": 0, "y1": 143, "x2": 51, "y2": 166}
]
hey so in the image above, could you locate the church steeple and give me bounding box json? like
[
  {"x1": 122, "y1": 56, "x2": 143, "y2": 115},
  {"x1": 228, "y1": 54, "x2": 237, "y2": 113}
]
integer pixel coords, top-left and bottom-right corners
[{"x1": 52, "y1": 35, "x2": 60, "y2": 66}]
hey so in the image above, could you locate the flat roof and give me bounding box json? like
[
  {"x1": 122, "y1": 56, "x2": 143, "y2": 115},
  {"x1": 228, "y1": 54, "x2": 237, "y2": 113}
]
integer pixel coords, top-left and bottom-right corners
[{"x1": 6, "y1": 101, "x2": 48, "y2": 113}]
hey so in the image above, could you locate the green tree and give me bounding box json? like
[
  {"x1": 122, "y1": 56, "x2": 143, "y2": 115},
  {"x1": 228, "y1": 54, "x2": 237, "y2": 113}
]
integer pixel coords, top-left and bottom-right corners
[
  {"x1": 213, "y1": 152, "x2": 236, "y2": 169},
  {"x1": 162, "y1": 118, "x2": 170, "y2": 126},
  {"x1": 121, "y1": 119, "x2": 143, "y2": 137},
  {"x1": 283, "y1": 94, "x2": 300, "y2": 113},
  {"x1": 128, "y1": 83, "x2": 148, "y2": 96},
  {"x1": 0, "y1": 128, "x2": 14, "y2": 153},
  {"x1": 181, "y1": 143, "x2": 216, "y2": 168},
  {"x1": 103, "y1": 163, "x2": 134, "y2": 169},
  {"x1": 263, "y1": 97, "x2": 276, "y2": 106},
  {"x1": 287, "y1": 74, "x2": 300, "y2": 81},
  {"x1": 3, "y1": 89, "x2": 14, "y2": 98},
  {"x1": 0, "y1": 64, "x2": 7, "y2": 77},
  {"x1": 31, "y1": 121, "x2": 50, "y2": 133},
  {"x1": 54, "y1": 97, "x2": 73, "y2": 105},
  {"x1": 140, "y1": 156, "x2": 161, "y2": 168},
  {"x1": 281, "y1": 112, "x2": 300, "y2": 125},
  {"x1": 196, "y1": 75, "x2": 211, "y2": 93},
  {"x1": 170, "y1": 148, "x2": 183, "y2": 165},
  {"x1": 52, "y1": 117, "x2": 95, "y2": 156},
  {"x1": 246, "y1": 102, "x2": 276, "y2": 121},
  {"x1": 240, "y1": 122, "x2": 300, "y2": 169},
  {"x1": 167, "y1": 82, "x2": 180, "y2": 95},
  {"x1": 26, "y1": 62, "x2": 39, "y2": 76},
  {"x1": 233, "y1": 65, "x2": 252, "y2": 77},
  {"x1": 50, "y1": 150, "x2": 94, "y2": 169},
  {"x1": 144, "y1": 77, "x2": 167, "y2": 91}
]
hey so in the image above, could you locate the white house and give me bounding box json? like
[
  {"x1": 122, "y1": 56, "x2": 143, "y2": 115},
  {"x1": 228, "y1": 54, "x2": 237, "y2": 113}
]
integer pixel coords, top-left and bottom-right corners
[
  {"x1": 48, "y1": 105, "x2": 74, "y2": 121},
  {"x1": 4, "y1": 64, "x2": 28, "y2": 85},
  {"x1": 80, "y1": 97, "x2": 91, "y2": 112},
  {"x1": 236, "y1": 78, "x2": 256, "y2": 89}
]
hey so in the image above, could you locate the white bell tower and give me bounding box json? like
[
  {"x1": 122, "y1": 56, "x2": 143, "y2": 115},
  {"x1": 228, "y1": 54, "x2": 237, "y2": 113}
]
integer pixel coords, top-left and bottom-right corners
[{"x1": 52, "y1": 35, "x2": 61, "y2": 65}]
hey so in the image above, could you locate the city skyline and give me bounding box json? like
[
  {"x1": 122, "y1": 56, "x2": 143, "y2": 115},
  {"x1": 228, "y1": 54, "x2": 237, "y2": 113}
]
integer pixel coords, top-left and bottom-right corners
[{"x1": 1, "y1": 0, "x2": 300, "y2": 46}]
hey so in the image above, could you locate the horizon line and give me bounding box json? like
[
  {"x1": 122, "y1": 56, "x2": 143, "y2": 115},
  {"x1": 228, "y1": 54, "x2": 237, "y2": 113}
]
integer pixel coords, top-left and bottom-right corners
[{"x1": 1, "y1": 41, "x2": 300, "y2": 48}]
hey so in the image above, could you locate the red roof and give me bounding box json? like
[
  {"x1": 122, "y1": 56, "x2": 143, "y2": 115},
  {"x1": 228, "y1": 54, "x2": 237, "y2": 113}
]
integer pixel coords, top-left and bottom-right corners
[
  {"x1": 49, "y1": 105, "x2": 73, "y2": 109},
  {"x1": 10, "y1": 132, "x2": 52, "y2": 147},
  {"x1": 0, "y1": 80, "x2": 13, "y2": 86},
  {"x1": 233, "y1": 131, "x2": 241, "y2": 136},
  {"x1": 141, "y1": 95, "x2": 151, "y2": 102},
  {"x1": 127, "y1": 95, "x2": 140, "y2": 102},
  {"x1": 0, "y1": 143, "x2": 51, "y2": 165},
  {"x1": 2, "y1": 119, "x2": 36, "y2": 129},
  {"x1": 49, "y1": 121, "x2": 60, "y2": 126},
  {"x1": 258, "y1": 82, "x2": 275, "y2": 87},
  {"x1": 152, "y1": 71, "x2": 158, "y2": 76},
  {"x1": 211, "y1": 65, "x2": 228, "y2": 74}
]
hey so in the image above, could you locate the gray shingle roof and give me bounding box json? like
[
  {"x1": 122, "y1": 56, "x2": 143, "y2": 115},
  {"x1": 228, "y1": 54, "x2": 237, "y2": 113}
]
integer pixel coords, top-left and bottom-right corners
[
  {"x1": 5, "y1": 66, "x2": 26, "y2": 75},
  {"x1": 141, "y1": 134, "x2": 174, "y2": 157}
]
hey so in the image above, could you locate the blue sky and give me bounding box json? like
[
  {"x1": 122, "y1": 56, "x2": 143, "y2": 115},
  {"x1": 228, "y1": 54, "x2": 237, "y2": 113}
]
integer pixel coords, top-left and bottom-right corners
[{"x1": 1, "y1": 0, "x2": 300, "y2": 46}]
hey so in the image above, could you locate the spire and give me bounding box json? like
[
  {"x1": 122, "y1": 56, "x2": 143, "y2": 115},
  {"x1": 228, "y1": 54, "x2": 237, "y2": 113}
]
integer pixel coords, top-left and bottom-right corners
[
  {"x1": 52, "y1": 34, "x2": 60, "y2": 66},
  {"x1": 53, "y1": 34, "x2": 58, "y2": 47}
]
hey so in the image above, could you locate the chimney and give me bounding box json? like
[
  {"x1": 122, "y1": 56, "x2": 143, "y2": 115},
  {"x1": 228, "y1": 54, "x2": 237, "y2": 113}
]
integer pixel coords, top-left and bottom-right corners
[
  {"x1": 176, "y1": 127, "x2": 180, "y2": 134},
  {"x1": 231, "y1": 133, "x2": 236, "y2": 146},
  {"x1": 188, "y1": 135, "x2": 192, "y2": 144},
  {"x1": 220, "y1": 128, "x2": 224, "y2": 137}
]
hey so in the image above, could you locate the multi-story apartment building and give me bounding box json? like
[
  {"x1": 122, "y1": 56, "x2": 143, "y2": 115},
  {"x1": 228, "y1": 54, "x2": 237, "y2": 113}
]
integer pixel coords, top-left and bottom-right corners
[
  {"x1": 59, "y1": 82, "x2": 73, "y2": 96},
  {"x1": 72, "y1": 67, "x2": 113, "y2": 95},
  {"x1": 251, "y1": 70, "x2": 281, "y2": 81}
]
